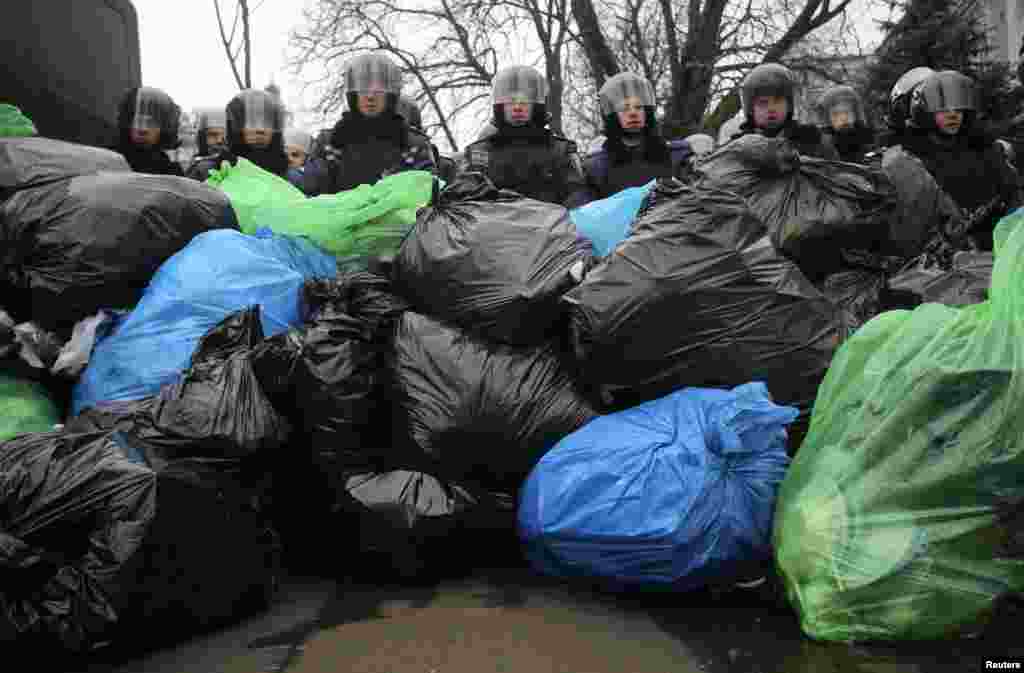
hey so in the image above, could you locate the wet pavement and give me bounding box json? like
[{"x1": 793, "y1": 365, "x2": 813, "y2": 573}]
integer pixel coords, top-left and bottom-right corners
[{"x1": 73, "y1": 566, "x2": 1024, "y2": 673}]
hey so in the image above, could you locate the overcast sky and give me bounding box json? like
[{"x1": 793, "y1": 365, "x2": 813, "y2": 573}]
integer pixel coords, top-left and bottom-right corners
[{"x1": 134, "y1": 0, "x2": 888, "y2": 137}]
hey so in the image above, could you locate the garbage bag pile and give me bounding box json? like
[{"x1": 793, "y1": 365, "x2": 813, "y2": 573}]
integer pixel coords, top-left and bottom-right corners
[
  {"x1": 5, "y1": 123, "x2": 1019, "y2": 658},
  {"x1": 1, "y1": 143, "x2": 238, "y2": 328},
  {"x1": 0, "y1": 430, "x2": 280, "y2": 654},
  {"x1": 774, "y1": 210, "x2": 1024, "y2": 641},
  {"x1": 563, "y1": 180, "x2": 844, "y2": 438}
]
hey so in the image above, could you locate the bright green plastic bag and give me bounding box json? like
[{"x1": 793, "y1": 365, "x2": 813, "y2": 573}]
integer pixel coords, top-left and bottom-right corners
[
  {"x1": 253, "y1": 170, "x2": 433, "y2": 262},
  {"x1": 775, "y1": 208, "x2": 1024, "y2": 642},
  {"x1": 0, "y1": 104, "x2": 37, "y2": 137},
  {"x1": 0, "y1": 373, "x2": 60, "y2": 442},
  {"x1": 205, "y1": 157, "x2": 306, "y2": 233}
]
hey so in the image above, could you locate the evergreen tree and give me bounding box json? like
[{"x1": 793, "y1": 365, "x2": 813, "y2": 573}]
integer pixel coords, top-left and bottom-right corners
[{"x1": 861, "y1": 0, "x2": 1016, "y2": 127}]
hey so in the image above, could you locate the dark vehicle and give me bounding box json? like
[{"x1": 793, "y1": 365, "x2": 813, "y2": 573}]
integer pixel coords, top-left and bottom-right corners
[{"x1": 0, "y1": 0, "x2": 141, "y2": 147}]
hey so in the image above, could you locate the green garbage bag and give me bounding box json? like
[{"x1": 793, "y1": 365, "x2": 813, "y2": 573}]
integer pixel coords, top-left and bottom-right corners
[
  {"x1": 205, "y1": 157, "x2": 306, "y2": 234},
  {"x1": 0, "y1": 104, "x2": 37, "y2": 138},
  {"x1": 0, "y1": 373, "x2": 60, "y2": 441},
  {"x1": 254, "y1": 171, "x2": 433, "y2": 261},
  {"x1": 774, "y1": 208, "x2": 1024, "y2": 642}
]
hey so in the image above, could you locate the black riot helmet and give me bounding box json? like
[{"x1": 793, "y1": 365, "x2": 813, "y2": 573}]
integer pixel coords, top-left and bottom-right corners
[
  {"x1": 816, "y1": 85, "x2": 866, "y2": 131},
  {"x1": 491, "y1": 65, "x2": 549, "y2": 127},
  {"x1": 598, "y1": 72, "x2": 658, "y2": 135},
  {"x1": 194, "y1": 105, "x2": 228, "y2": 156},
  {"x1": 396, "y1": 94, "x2": 423, "y2": 130},
  {"x1": 909, "y1": 70, "x2": 979, "y2": 130},
  {"x1": 117, "y1": 86, "x2": 181, "y2": 149},
  {"x1": 887, "y1": 66, "x2": 935, "y2": 130},
  {"x1": 740, "y1": 63, "x2": 797, "y2": 123},
  {"x1": 225, "y1": 89, "x2": 285, "y2": 149},
  {"x1": 344, "y1": 53, "x2": 403, "y2": 116}
]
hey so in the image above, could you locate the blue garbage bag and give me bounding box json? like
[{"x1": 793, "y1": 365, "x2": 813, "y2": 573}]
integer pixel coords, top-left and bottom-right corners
[
  {"x1": 71, "y1": 230, "x2": 337, "y2": 415},
  {"x1": 569, "y1": 180, "x2": 654, "y2": 257},
  {"x1": 518, "y1": 382, "x2": 797, "y2": 590}
]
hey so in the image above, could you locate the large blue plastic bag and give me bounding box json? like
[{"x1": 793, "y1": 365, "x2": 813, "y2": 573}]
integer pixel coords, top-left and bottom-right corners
[
  {"x1": 569, "y1": 180, "x2": 654, "y2": 257},
  {"x1": 518, "y1": 382, "x2": 797, "y2": 589},
  {"x1": 71, "y1": 230, "x2": 337, "y2": 415}
]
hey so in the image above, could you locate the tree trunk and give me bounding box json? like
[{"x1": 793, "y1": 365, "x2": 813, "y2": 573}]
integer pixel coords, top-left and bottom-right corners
[
  {"x1": 570, "y1": 0, "x2": 620, "y2": 87},
  {"x1": 240, "y1": 0, "x2": 252, "y2": 89}
]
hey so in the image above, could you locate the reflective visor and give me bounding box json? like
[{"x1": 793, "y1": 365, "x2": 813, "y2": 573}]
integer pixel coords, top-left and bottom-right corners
[
  {"x1": 599, "y1": 73, "x2": 655, "y2": 115},
  {"x1": 345, "y1": 54, "x2": 402, "y2": 95},
  {"x1": 131, "y1": 87, "x2": 174, "y2": 130},
  {"x1": 492, "y1": 66, "x2": 548, "y2": 105},
  {"x1": 228, "y1": 90, "x2": 283, "y2": 131},
  {"x1": 920, "y1": 71, "x2": 978, "y2": 112},
  {"x1": 196, "y1": 107, "x2": 227, "y2": 130}
]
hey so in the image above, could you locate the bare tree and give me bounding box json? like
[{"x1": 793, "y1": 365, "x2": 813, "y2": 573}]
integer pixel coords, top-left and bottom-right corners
[
  {"x1": 214, "y1": 0, "x2": 258, "y2": 90},
  {"x1": 290, "y1": 0, "x2": 578, "y2": 151},
  {"x1": 572, "y1": 0, "x2": 860, "y2": 134}
]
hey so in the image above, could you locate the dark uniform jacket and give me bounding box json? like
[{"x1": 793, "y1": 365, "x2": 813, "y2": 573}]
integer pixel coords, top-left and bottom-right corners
[
  {"x1": 461, "y1": 126, "x2": 591, "y2": 208},
  {"x1": 116, "y1": 143, "x2": 184, "y2": 176},
  {"x1": 582, "y1": 138, "x2": 691, "y2": 200},
  {"x1": 301, "y1": 112, "x2": 436, "y2": 196}
]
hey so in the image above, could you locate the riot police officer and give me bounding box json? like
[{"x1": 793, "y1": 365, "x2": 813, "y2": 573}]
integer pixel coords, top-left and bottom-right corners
[
  {"x1": 734, "y1": 63, "x2": 838, "y2": 159},
  {"x1": 461, "y1": 65, "x2": 590, "y2": 207},
  {"x1": 114, "y1": 86, "x2": 184, "y2": 175},
  {"x1": 187, "y1": 89, "x2": 290, "y2": 180},
  {"x1": 816, "y1": 85, "x2": 876, "y2": 163},
  {"x1": 302, "y1": 53, "x2": 437, "y2": 196},
  {"x1": 582, "y1": 72, "x2": 692, "y2": 199},
  {"x1": 396, "y1": 93, "x2": 458, "y2": 183},
  {"x1": 902, "y1": 70, "x2": 1021, "y2": 250},
  {"x1": 185, "y1": 106, "x2": 228, "y2": 177},
  {"x1": 876, "y1": 66, "x2": 936, "y2": 149}
]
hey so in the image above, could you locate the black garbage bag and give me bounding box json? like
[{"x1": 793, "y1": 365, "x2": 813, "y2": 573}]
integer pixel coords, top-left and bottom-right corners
[
  {"x1": 331, "y1": 467, "x2": 517, "y2": 581},
  {"x1": 250, "y1": 273, "x2": 408, "y2": 463},
  {"x1": 885, "y1": 250, "x2": 993, "y2": 310},
  {"x1": 564, "y1": 181, "x2": 844, "y2": 433},
  {"x1": 820, "y1": 269, "x2": 888, "y2": 331},
  {"x1": 0, "y1": 137, "x2": 129, "y2": 197},
  {"x1": 1, "y1": 171, "x2": 238, "y2": 329},
  {"x1": 0, "y1": 430, "x2": 280, "y2": 655},
  {"x1": 392, "y1": 173, "x2": 592, "y2": 347},
  {"x1": 0, "y1": 309, "x2": 73, "y2": 419},
  {"x1": 695, "y1": 135, "x2": 897, "y2": 280},
  {"x1": 67, "y1": 308, "x2": 291, "y2": 461},
  {"x1": 391, "y1": 312, "x2": 598, "y2": 491}
]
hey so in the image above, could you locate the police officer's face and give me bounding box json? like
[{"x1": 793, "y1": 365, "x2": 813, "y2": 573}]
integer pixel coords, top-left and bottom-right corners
[
  {"x1": 357, "y1": 90, "x2": 388, "y2": 117},
  {"x1": 504, "y1": 101, "x2": 533, "y2": 125},
  {"x1": 242, "y1": 128, "x2": 273, "y2": 148},
  {"x1": 935, "y1": 109, "x2": 964, "y2": 135},
  {"x1": 617, "y1": 97, "x2": 646, "y2": 131},
  {"x1": 205, "y1": 127, "x2": 226, "y2": 149},
  {"x1": 829, "y1": 105, "x2": 855, "y2": 130},
  {"x1": 130, "y1": 128, "x2": 161, "y2": 146},
  {"x1": 753, "y1": 96, "x2": 788, "y2": 129},
  {"x1": 286, "y1": 144, "x2": 307, "y2": 169}
]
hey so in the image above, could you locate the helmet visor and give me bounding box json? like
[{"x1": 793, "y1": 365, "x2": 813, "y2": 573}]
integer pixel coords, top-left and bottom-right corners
[
  {"x1": 921, "y1": 72, "x2": 978, "y2": 112},
  {"x1": 599, "y1": 74, "x2": 655, "y2": 115},
  {"x1": 493, "y1": 67, "x2": 548, "y2": 105},
  {"x1": 345, "y1": 55, "x2": 402, "y2": 95},
  {"x1": 131, "y1": 89, "x2": 174, "y2": 130},
  {"x1": 197, "y1": 107, "x2": 227, "y2": 130},
  {"x1": 230, "y1": 90, "x2": 283, "y2": 131}
]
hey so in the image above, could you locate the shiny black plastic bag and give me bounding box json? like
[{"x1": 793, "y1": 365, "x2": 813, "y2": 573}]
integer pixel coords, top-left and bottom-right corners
[
  {"x1": 392, "y1": 173, "x2": 591, "y2": 346},
  {"x1": 0, "y1": 137, "x2": 129, "y2": 196},
  {"x1": 68, "y1": 308, "x2": 291, "y2": 462},
  {"x1": 0, "y1": 430, "x2": 280, "y2": 655},
  {"x1": 886, "y1": 251, "x2": 993, "y2": 310},
  {"x1": 329, "y1": 468, "x2": 517, "y2": 580},
  {"x1": 391, "y1": 311, "x2": 597, "y2": 491},
  {"x1": 250, "y1": 273, "x2": 408, "y2": 462},
  {"x1": 820, "y1": 269, "x2": 888, "y2": 331},
  {"x1": 695, "y1": 135, "x2": 897, "y2": 280},
  {"x1": 1, "y1": 171, "x2": 238, "y2": 329},
  {"x1": 564, "y1": 181, "x2": 844, "y2": 429}
]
